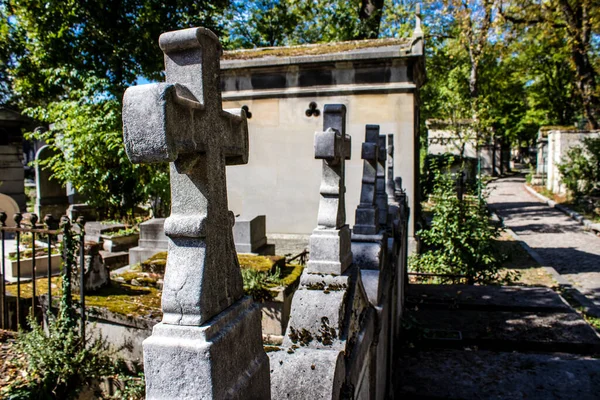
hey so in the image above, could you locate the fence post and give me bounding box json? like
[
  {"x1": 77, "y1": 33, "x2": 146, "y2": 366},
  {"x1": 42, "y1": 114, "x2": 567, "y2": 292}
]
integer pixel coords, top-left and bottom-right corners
[
  {"x1": 59, "y1": 216, "x2": 74, "y2": 327},
  {"x1": 30, "y1": 214, "x2": 38, "y2": 320},
  {"x1": 14, "y1": 212, "x2": 22, "y2": 330},
  {"x1": 44, "y1": 214, "x2": 55, "y2": 318},
  {"x1": 76, "y1": 216, "x2": 85, "y2": 342}
]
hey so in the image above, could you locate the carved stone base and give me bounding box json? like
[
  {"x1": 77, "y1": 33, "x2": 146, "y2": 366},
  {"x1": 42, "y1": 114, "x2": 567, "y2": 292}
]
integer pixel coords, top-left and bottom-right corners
[
  {"x1": 306, "y1": 226, "x2": 352, "y2": 275},
  {"x1": 143, "y1": 297, "x2": 271, "y2": 399}
]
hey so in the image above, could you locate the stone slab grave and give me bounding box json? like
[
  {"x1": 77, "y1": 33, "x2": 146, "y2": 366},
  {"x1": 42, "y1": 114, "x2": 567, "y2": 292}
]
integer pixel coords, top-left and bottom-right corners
[
  {"x1": 233, "y1": 214, "x2": 275, "y2": 255},
  {"x1": 1, "y1": 213, "x2": 62, "y2": 282},
  {"x1": 122, "y1": 27, "x2": 269, "y2": 399},
  {"x1": 130, "y1": 214, "x2": 275, "y2": 267},
  {"x1": 85, "y1": 221, "x2": 138, "y2": 270},
  {"x1": 34, "y1": 145, "x2": 68, "y2": 220},
  {"x1": 395, "y1": 284, "x2": 600, "y2": 398},
  {"x1": 128, "y1": 218, "x2": 168, "y2": 266}
]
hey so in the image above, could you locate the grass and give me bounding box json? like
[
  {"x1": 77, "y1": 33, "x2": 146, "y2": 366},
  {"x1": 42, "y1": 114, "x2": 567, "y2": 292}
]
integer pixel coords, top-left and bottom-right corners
[{"x1": 2, "y1": 253, "x2": 305, "y2": 320}]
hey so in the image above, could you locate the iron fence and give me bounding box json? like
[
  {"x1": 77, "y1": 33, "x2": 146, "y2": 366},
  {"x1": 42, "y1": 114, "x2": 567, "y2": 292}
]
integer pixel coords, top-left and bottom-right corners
[{"x1": 0, "y1": 212, "x2": 87, "y2": 339}]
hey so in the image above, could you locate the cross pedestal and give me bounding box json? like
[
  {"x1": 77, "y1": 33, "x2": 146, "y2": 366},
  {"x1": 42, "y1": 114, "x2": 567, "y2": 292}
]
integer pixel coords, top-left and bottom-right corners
[{"x1": 122, "y1": 27, "x2": 269, "y2": 399}]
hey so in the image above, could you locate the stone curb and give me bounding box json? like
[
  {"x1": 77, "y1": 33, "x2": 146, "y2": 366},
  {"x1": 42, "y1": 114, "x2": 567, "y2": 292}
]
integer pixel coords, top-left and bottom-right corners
[
  {"x1": 503, "y1": 224, "x2": 600, "y2": 320},
  {"x1": 523, "y1": 184, "x2": 600, "y2": 236}
]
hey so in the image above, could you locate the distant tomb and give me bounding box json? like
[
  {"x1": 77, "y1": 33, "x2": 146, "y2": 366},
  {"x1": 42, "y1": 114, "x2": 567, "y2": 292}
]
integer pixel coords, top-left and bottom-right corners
[{"x1": 34, "y1": 145, "x2": 68, "y2": 219}]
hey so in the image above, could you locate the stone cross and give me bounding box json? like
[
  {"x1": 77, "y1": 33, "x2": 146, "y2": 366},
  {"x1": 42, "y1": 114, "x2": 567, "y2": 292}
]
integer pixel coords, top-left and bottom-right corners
[
  {"x1": 314, "y1": 104, "x2": 351, "y2": 229},
  {"x1": 307, "y1": 104, "x2": 352, "y2": 275},
  {"x1": 123, "y1": 27, "x2": 269, "y2": 399},
  {"x1": 123, "y1": 27, "x2": 248, "y2": 326},
  {"x1": 353, "y1": 125, "x2": 380, "y2": 235},
  {"x1": 376, "y1": 134, "x2": 389, "y2": 228},
  {"x1": 386, "y1": 134, "x2": 396, "y2": 203}
]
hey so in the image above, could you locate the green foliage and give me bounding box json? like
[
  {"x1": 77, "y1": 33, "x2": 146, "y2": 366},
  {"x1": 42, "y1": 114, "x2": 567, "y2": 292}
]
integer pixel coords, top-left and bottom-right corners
[
  {"x1": 222, "y1": 0, "x2": 412, "y2": 49},
  {"x1": 103, "y1": 227, "x2": 139, "y2": 238},
  {"x1": 558, "y1": 137, "x2": 600, "y2": 199},
  {"x1": 1, "y1": 0, "x2": 229, "y2": 105},
  {"x1": 412, "y1": 161, "x2": 507, "y2": 283},
  {"x1": 25, "y1": 79, "x2": 170, "y2": 220},
  {"x1": 2, "y1": 315, "x2": 113, "y2": 399},
  {"x1": 241, "y1": 267, "x2": 283, "y2": 302}
]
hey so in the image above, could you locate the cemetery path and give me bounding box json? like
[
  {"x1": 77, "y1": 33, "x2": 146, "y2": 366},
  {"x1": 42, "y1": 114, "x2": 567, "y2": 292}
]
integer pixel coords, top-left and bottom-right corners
[{"x1": 488, "y1": 175, "x2": 600, "y2": 308}]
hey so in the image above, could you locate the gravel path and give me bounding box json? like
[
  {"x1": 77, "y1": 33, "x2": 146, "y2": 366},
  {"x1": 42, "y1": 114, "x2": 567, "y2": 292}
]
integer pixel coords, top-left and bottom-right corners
[{"x1": 488, "y1": 175, "x2": 600, "y2": 307}]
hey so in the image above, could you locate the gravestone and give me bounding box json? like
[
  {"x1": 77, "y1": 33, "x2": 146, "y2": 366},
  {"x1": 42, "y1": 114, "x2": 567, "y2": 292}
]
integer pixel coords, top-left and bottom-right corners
[
  {"x1": 270, "y1": 104, "x2": 373, "y2": 399},
  {"x1": 122, "y1": 27, "x2": 269, "y2": 399},
  {"x1": 0, "y1": 193, "x2": 19, "y2": 227},
  {"x1": 376, "y1": 134, "x2": 389, "y2": 228},
  {"x1": 233, "y1": 214, "x2": 275, "y2": 255},
  {"x1": 128, "y1": 218, "x2": 169, "y2": 266},
  {"x1": 305, "y1": 104, "x2": 352, "y2": 275},
  {"x1": 353, "y1": 125, "x2": 380, "y2": 236},
  {"x1": 35, "y1": 145, "x2": 68, "y2": 219},
  {"x1": 351, "y1": 127, "x2": 391, "y2": 400}
]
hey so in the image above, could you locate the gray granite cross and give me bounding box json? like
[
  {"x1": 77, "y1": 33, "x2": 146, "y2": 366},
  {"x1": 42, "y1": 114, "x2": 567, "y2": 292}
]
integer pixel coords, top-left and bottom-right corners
[
  {"x1": 122, "y1": 27, "x2": 248, "y2": 326},
  {"x1": 314, "y1": 104, "x2": 351, "y2": 229},
  {"x1": 376, "y1": 134, "x2": 389, "y2": 228},
  {"x1": 386, "y1": 134, "x2": 396, "y2": 203},
  {"x1": 307, "y1": 104, "x2": 352, "y2": 275},
  {"x1": 353, "y1": 125, "x2": 380, "y2": 235}
]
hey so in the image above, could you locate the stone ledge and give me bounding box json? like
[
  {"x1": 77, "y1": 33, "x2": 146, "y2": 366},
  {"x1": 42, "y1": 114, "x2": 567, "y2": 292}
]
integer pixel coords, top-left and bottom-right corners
[{"x1": 524, "y1": 184, "x2": 600, "y2": 236}]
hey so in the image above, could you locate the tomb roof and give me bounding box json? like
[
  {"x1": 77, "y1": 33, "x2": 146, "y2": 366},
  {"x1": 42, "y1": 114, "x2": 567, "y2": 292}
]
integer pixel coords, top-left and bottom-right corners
[{"x1": 221, "y1": 37, "x2": 420, "y2": 69}]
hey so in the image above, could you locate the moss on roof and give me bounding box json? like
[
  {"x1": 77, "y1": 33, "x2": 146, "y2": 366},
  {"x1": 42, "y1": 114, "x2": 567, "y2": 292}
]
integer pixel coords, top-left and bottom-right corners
[{"x1": 222, "y1": 38, "x2": 411, "y2": 61}]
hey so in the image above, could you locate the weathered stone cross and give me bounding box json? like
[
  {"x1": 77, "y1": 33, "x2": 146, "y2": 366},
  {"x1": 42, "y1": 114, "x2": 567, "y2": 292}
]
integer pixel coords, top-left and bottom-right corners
[
  {"x1": 376, "y1": 134, "x2": 389, "y2": 228},
  {"x1": 353, "y1": 125, "x2": 380, "y2": 235},
  {"x1": 123, "y1": 27, "x2": 248, "y2": 325},
  {"x1": 307, "y1": 104, "x2": 352, "y2": 275},
  {"x1": 123, "y1": 27, "x2": 270, "y2": 399},
  {"x1": 386, "y1": 134, "x2": 396, "y2": 203}
]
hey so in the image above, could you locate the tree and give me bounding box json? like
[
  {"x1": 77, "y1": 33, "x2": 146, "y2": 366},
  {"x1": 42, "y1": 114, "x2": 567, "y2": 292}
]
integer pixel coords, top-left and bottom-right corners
[
  {"x1": 26, "y1": 78, "x2": 170, "y2": 220},
  {"x1": 2, "y1": 0, "x2": 229, "y2": 106},
  {"x1": 500, "y1": 0, "x2": 600, "y2": 128}
]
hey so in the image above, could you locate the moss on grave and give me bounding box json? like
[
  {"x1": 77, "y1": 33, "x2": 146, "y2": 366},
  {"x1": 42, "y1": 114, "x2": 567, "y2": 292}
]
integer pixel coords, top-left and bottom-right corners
[{"x1": 222, "y1": 38, "x2": 411, "y2": 61}]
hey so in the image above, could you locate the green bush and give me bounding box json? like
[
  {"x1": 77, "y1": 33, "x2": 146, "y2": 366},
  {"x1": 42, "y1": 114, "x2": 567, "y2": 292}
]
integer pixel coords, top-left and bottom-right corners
[
  {"x1": 558, "y1": 137, "x2": 600, "y2": 199},
  {"x1": 411, "y1": 163, "x2": 507, "y2": 283},
  {"x1": 26, "y1": 78, "x2": 170, "y2": 220}
]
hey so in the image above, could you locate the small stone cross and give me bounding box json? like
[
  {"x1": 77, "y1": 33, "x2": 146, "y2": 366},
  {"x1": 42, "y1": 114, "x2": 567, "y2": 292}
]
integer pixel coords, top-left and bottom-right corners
[
  {"x1": 314, "y1": 104, "x2": 351, "y2": 229},
  {"x1": 123, "y1": 27, "x2": 248, "y2": 326},
  {"x1": 353, "y1": 125, "x2": 380, "y2": 235},
  {"x1": 376, "y1": 134, "x2": 389, "y2": 228},
  {"x1": 386, "y1": 134, "x2": 396, "y2": 203},
  {"x1": 307, "y1": 104, "x2": 352, "y2": 275}
]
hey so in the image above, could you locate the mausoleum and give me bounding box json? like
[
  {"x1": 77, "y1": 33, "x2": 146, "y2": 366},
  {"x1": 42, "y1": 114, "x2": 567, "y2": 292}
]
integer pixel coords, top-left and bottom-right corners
[{"x1": 220, "y1": 25, "x2": 425, "y2": 238}]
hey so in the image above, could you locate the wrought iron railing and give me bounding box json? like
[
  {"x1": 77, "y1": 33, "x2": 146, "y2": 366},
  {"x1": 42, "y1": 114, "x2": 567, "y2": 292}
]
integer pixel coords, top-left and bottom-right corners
[{"x1": 0, "y1": 212, "x2": 86, "y2": 339}]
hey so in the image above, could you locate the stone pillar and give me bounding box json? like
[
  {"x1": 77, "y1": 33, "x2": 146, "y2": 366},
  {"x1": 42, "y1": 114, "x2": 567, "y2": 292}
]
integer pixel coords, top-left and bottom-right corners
[{"x1": 122, "y1": 27, "x2": 269, "y2": 399}]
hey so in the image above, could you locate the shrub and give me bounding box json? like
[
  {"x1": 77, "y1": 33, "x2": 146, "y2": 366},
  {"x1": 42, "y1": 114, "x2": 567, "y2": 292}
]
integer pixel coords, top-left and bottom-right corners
[
  {"x1": 26, "y1": 79, "x2": 170, "y2": 220},
  {"x1": 558, "y1": 137, "x2": 600, "y2": 199},
  {"x1": 411, "y1": 162, "x2": 507, "y2": 283}
]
